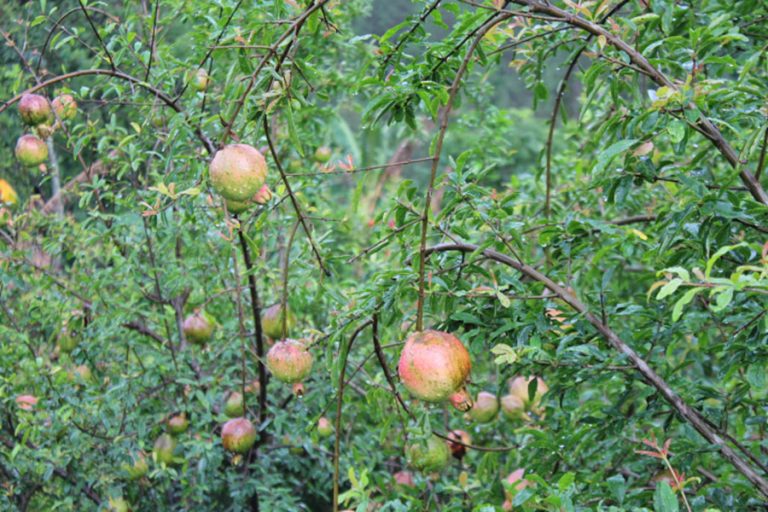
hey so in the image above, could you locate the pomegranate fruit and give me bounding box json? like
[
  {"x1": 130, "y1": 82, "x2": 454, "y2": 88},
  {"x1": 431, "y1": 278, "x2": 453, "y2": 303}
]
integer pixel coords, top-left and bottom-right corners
[
  {"x1": 317, "y1": 417, "x2": 333, "y2": 438},
  {"x1": 182, "y1": 311, "x2": 213, "y2": 345},
  {"x1": 224, "y1": 391, "x2": 245, "y2": 417},
  {"x1": 405, "y1": 435, "x2": 450, "y2": 473},
  {"x1": 502, "y1": 376, "x2": 547, "y2": 421},
  {"x1": 52, "y1": 94, "x2": 77, "y2": 121},
  {"x1": 57, "y1": 328, "x2": 78, "y2": 354},
  {"x1": 468, "y1": 391, "x2": 499, "y2": 423},
  {"x1": 19, "y1": 94, "x2": 53, "y2": 126},
  {"x1": 221, "y1": 417, "x2": 257, "y2": 454},
  {"x1": 71, "y1": 364, "x2": 94, "y2": 384},
  {"x1": 153, "y1": 433, "x2": 176, "y2": 465},
  {"x1": 397, "y1": 330, "x2": 472, "y2": 409},
  {"x1": 122, "y1": 451, "x2": 149, "y2": 480},
  {"x1": 15, "y1": 134, "x2": 48, "y2": 167},
  {"x1": 446, "y1": 429, "x2": 472, "y2": 459},
  {"x1": 266, "y1": 338, "x2": 313, "y2": 383},
  {"x1": 167, "y1": 412, "x2": 189, "y2": 435},
  {"x1": 261, "y1": 303, "x2": 296, "y2": 340},
  {"x1": 191, "y1": 68, "x2": 210, "y2": 92},
  {"x1": 314, "y1": 146, "x2": 332, "y2": 163},
  {"x1": 209, "y1": 144, "x2": 267, "y2": 201},
  {"x1": 393, "y1": 470, "x2": 415, "y2": 488}
]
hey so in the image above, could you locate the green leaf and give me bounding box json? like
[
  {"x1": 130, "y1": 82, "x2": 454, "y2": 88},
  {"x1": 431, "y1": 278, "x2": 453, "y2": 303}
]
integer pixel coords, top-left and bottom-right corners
[
  {"x1": 672, "y1": 287, "x2": 702, "y2": 321},
  {"x1": 657, "y1": 278, "x2": 683, "y2": 300},
  {"x1": 653, "y1": 481, "x2": 679, "y2": 512},
  {"x1": 593, "y1": 139, "x2": 639, "y2": 175}
]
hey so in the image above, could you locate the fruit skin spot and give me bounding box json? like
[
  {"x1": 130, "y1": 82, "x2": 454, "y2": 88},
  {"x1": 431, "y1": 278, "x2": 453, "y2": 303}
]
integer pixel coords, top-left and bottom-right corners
[
  {"x1": 209, "y1": 144, "x2": 267, "y2": 201},
  {"x1": 397, "y1": 329, "x2": 472, "y2": 404}
]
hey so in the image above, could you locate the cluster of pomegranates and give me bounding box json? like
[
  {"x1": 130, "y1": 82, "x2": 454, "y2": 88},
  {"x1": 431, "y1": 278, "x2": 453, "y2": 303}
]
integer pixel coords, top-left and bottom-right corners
[{"x1": 15, "y1": 92, "x2": 77, "y2": 170}]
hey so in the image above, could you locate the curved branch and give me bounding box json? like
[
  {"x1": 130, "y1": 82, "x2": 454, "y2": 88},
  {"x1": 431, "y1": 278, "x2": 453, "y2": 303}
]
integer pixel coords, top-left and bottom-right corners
[
  {"x1": 503, "y1": 0, "x2": 768, "y2": 206},
  {"x1": 424, "y1": 241, "x2": 768, "y2": 497},
  {"x1": 0, "y1": 69, "x2": 215, "y2": 154}
]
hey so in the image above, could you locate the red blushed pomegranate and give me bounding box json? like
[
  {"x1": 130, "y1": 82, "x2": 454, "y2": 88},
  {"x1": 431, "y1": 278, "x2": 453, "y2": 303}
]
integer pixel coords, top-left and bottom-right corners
[
  {"x1": 52, "y1": 94, "x2": 77, "y2": 121},
  {"x1": 209, "y1": 144, "x2": 267, "y2": 201},
  {"x1": 19, "y1": 94, "x2": 53, "y2": 126},
  {"x1": 182, "y1": 311, "x2": 213, "y2": 345},
  {"x1": 393, "y1": 470, "x2": 415, "y2": 488},
  {"x1": 266, "y1": 338, "x2": 313, "y2": 383},
  {"x1": 468, "y1": 391, "x2": 499, "y2": 423},
  {"x1": 397, "y1": 330, "x2": 472, "y2": 410},
  {"x1": 261, "y1": 303, "x2": 296, "y2": 340},
  {"x1": 221, "y1": 417, "x2": 257, "y2": 454},
  {"x1": 446, "y1": 429, "x2": 472, "y2": 459},
  {"x1": 317, "y1": 417, "x2": 333, "y2": 438},
  {"x1": 15, "y1": 134, "x2": 48, "y2": 167}
]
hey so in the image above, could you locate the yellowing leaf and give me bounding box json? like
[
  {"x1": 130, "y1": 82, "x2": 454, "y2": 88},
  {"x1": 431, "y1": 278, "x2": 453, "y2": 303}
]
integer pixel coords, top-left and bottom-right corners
[{"x1": 630, "y1": 228, "x2": 648, "y2": 240}]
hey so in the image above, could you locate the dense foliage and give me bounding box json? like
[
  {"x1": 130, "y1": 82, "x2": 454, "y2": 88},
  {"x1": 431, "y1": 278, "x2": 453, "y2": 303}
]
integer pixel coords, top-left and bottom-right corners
[{"x1": 1, "y1": 1, "x2": 767, "y2": 511}]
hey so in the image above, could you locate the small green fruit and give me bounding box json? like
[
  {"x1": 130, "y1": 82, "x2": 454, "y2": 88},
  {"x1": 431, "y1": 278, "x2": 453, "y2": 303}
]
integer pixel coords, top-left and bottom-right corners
[
  {"x1": 317, "y1": 417, "x2": 333, "y2": 438},
  {"x1": 153, "y1": 433, "x2": 176, "y2": 465},
  {"x1": 167, "y1": 412, "x2": 189, "y2": 435},
  {"x1": 405, "y1": 435, "x2": 450, "y2": 473},
  {"x1": 224, "y1": 391, "x2": 245, "y2": 418},
  {"x1": 313, "y1": 146, "x2": 332, "y2": 164}
]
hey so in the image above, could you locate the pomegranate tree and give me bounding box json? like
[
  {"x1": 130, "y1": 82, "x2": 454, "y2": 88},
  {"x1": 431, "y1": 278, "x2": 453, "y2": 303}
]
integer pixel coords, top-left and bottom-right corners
[
  {"x1": 18, "y1": 93, "x2": 52, "y2": 126},
  {"x1": 209, "y1": 144, "x2": 267, "y2": 201},
  {"x1": 266, "y1": 338, "x2": 313, "y2": 383},
  {"x1": 397, "y1": 330, "x2": 472, "y2": 411},
  {"x1": 221, "y1": 417, "x2": 257, "y2": 454},
  {"x1": 405, "y1": 435, "x2": 450, "y2": 473},
  {"x1": 261, "y1": 303, "x2": 296, "y2": 340},
  {"x1": 182, "y1": 311, "x2": 213, "y2": 345},
  {"x1": 467, "y1": 391, "x2": 499, "y2": 423},
  {"x1": 15, "y1": 134, "x2": 48, "y2": 167}
]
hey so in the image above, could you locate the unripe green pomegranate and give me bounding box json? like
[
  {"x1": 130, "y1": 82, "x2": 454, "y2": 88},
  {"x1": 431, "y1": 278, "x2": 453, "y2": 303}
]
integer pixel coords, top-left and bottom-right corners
[
  {"x1": 191, "y1": 68, "x2": 210, "y2": 92},
  {"x1": 122, "y1": 451, "x2": 149, "y2": 480},
  {"x1": 167, "y1": 412, "x2": 189, "y2": 435},
  {"x1": 182, "y1": 311, "x2": 213, "y2": 345},
  {"x1": 467, "y1": 391, "x2": 499, "y2": 423},
  {"x1": 398, "y1": 330, "x2": 472, "y2": 410},
  {"x1": 15, "y1": 134, "x2": 48, "y2": 167},
  {"x1": 313, "y1": 146, "x2": 332, "y2": 163},
  {"x1": 57, "y1": 328, "x2": 78, "y2": 354},
  {"x1": 405, "y1": 435, "x2": 450, "y2": 473},
  {"x1": 70, "y1": 364, "x2": 94, "y2": 384},
  {"x1": 52, "y1": 94, "x2": 77, "y2": 121},
  {"x1": 317, "y1": 417, "x2": 333, "y2": 438},
  {"x1": 261, "y1": 303, "x2": 296, "y2": 340},
  {"x1": 209, "y1": 144, "x2": 267, "y2": 201},
  {"x1": 500, "y1": 393, "x2": 527, "y2": 421},
  {"x1": 221, "y1": 417, "x2": 257, "y2": 454},
  {"x1": 19, "y1": 94, "x2": 53, "y2": 126},
  {"x1": 266, "y1": 338, "x2": 313, "y2": 383},
  {"x1": 224, "y1": 391, "x2": 245, "y2": 418},
  {"x1": 153, "y1": 433, "x2": 176, "y2": 465}
]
